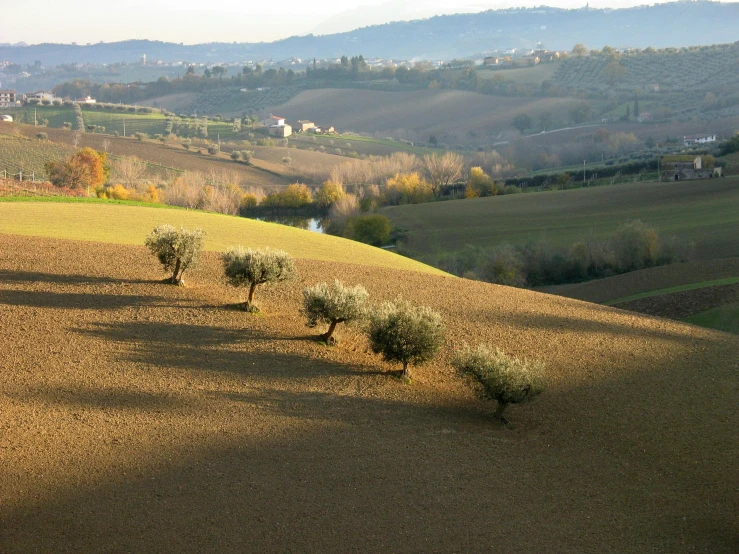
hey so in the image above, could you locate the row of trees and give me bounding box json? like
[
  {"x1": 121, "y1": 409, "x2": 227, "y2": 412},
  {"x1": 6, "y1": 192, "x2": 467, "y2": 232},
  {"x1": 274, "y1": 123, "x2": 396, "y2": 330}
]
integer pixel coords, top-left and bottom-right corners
[
  {"x1": 144, "y1": 224, "x2": 546, "y2": 423},
  {"x1": 437, "y1": 221, "x2": 694, "y2": 287}
]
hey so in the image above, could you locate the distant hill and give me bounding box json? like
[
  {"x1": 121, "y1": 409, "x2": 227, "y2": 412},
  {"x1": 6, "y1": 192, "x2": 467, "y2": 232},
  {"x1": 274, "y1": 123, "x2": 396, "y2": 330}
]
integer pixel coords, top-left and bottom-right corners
[{"x1": 2, "y1": 3, "x2": 739, "y2": 65}]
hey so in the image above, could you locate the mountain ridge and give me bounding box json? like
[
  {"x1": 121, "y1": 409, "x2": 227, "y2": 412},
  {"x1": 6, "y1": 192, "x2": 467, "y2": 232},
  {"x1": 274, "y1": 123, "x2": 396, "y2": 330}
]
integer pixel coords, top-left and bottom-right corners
[{"x1": 2, "y1": 3, "x2": 738, "y2": 65}]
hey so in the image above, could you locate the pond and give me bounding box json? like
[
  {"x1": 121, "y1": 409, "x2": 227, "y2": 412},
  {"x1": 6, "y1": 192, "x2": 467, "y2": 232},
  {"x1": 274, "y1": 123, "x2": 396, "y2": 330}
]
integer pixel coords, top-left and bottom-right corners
[{"x1": 253, "y1": 215, "x2": 326, "y2": 234}]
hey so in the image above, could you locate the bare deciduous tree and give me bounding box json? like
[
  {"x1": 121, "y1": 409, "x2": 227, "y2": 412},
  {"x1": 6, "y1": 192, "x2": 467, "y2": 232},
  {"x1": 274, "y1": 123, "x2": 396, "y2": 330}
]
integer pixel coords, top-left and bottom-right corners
[
  {"x1": 112, "y1": 156, "x2": 148, "y2": 190},
  {"x1": 423, "y1": 151, "x2": 464, "y2": 197}
]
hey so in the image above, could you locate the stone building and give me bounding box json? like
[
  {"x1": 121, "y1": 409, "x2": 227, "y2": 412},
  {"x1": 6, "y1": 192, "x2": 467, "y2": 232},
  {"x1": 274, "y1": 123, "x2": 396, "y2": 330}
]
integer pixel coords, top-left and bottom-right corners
[{"x1": 660, "y1": 155, "x2": 721, "y2": 181}]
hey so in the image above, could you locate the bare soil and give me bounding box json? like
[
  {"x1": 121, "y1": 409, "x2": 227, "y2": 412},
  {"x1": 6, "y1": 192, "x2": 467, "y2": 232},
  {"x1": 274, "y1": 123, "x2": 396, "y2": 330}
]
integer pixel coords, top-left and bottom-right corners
[
  {"x1": 1, "y1": 234, "x2": 737, "y2": 553},
  {"x1": 542, "y1": 258, "x2": 739, "y2": 304},
  {"x1": 614, "y1": 282, "x2": 739, "y2": 319}
]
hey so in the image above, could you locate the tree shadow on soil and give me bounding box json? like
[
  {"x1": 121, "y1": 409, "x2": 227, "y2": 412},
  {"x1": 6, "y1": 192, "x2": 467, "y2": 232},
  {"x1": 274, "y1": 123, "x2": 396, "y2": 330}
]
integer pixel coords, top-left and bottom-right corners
[
  {"x1": 0, "y1": 269, "x2": 154, "y2": 287},
  {"x1": 1, "y1": 359, "x2": 736, "y2": 554},
  {"x1": 7, "y1": 384, "x2": 186, "y2": 412},
  {"x1": 0, "y1": 289, "x2": 177, "y2": 310},
  {"x1": 76, "y1": 320, "x2": 374, "y2": 380}
]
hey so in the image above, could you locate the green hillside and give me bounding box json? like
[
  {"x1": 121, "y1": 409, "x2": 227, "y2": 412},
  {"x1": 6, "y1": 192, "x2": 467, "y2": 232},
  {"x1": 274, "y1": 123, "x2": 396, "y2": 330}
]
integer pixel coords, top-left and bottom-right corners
[
  {"x1": 0, "y1": 201, "x2": 447, "y2": 275},
  {"x1": 383, "y1": 177, "x2": 739, "y2": 261}
]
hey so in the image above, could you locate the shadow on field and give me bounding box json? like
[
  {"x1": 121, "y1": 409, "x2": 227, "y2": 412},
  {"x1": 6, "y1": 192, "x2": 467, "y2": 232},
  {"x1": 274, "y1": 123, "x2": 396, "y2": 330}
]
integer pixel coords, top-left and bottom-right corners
[
  {"x1": 1, "y1": 358, "x2": 736, "y2": 554},
  {"x1": 0, "y1": 269, "x2": 154, "y2": 287},
  {"x1": 0, "y1": 289, "x2": 177, "y2": 310},
  {"x1": 76, "y1": 320, "x2": 373, "y2": 379},
  {"x1": 8, "y1": 384, "x2": 186, "y2": 412},
  {"x1": 472, "y1": 301, "x2": 718, "y2": 346}
]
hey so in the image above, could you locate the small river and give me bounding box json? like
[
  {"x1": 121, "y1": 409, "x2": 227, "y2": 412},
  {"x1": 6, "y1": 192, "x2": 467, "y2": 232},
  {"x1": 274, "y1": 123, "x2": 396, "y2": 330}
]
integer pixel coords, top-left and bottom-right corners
[{"x1": 254, "y1": 216, "x2": 326, "y2": 234}]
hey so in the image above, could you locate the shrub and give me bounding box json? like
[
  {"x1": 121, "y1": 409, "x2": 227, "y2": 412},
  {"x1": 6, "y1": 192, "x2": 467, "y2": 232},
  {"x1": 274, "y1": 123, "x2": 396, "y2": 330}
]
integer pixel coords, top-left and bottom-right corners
[
  {"x1": 314, "y1": 180, "x2": 345, "y2": 208},
  {"x1": 35, "y1": 132, "x2": 48, "y2": 141},
  {"x1": 230, "y1": 151, "x2": 242, "y2": 161},
  {"x1": 611, "y1": 220, "x2": 659, "y2": 272},
  {"x1": 207, "y1": 145, "x2": 219, "y2": 155},
  {"x1": 453, "y1": 344, "x2": 545, "y2": 424},
  {"x1": 302, "y1": 280, "x2": 369, "y2": 342},
  {"x1": 222, "y1": 247, "x2": 296, "y2": 312},
  {"x1": 145, "y1": 225, "x2": 206, "y2": 285},
  {"x1": 367, "y1": 297, "x2": 444, "y2": 378},
  {"x1": 345, "y1": 214, "x2": 391, "y2": 246},
  {"x1": 261, "y1": 183, "x2": 312, "y2": 209},
  {"x1": 482, "y1": 244, "x2": 526, "y2": 287}
]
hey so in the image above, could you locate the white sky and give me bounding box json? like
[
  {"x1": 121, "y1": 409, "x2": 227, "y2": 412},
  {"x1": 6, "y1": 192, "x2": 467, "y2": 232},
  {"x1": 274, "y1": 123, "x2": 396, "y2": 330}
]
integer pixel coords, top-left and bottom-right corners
[{"x1": 0, "y1": 1, "x2": 709, "y2": 45}]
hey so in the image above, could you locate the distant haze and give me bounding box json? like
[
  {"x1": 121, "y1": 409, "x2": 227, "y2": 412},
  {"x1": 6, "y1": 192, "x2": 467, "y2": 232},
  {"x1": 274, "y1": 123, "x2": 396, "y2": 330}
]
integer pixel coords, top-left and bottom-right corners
[{"x1": 0, "y1": 0, "x2": 720, "y2": 45}]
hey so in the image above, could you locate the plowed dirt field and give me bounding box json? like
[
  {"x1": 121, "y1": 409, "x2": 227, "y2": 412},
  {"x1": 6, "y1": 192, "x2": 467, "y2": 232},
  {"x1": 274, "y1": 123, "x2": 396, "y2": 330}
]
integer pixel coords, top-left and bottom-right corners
[{"x1": 1, "y1": 234, "x2": 737, "y2": 553}]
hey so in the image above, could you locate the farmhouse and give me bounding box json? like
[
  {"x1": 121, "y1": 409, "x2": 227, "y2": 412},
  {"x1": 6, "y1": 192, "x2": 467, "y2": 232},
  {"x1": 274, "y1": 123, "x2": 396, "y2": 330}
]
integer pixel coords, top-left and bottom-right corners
[
  {"x1": 660, "y1": 155, "x2": 721, "y2": 181},
  {"x1": 268, "y1": 124, "x2": 292, "y2": 138},
  {"x1": 261, "y1": 114, "x2": 285, "y2": 127},
  {"x1": 0, "y1": 89, "x2": 17, "y2": 107},
  {"x1": 25, "y1": 90, "x2": 56, "y2": 103},
  {"x1": 683, "y1": 134, "x2": 716, "y2": 146},
  {"x1": 483, "y1": 57, "x2": 501, "y2": 66},
  {"x1": 74, "y1": 96, "x2": 97, "y2": 104},
  {"x1": 512, "y1": 56, "x2": 540, "y2": 67},
  {"x1": 296, "y1": 120, "x2": 316, "y2": 132}
]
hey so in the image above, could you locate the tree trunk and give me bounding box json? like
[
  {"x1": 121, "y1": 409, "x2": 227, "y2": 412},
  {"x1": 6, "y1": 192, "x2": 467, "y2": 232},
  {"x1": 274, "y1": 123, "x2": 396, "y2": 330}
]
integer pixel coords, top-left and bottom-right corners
[
  {"x1": 402, "y1": 361, "x2": 409, "y2": 377},
  {"x1": 321, "y1": 320, "x2": 338, "y2": 342},
  {"x1": 493, "y1": 401, "x2": 508, "y2": 423},
  {"x1": 248, "y1": 282, "x2": 257, "y2": 303},
  {"x1": 171, "y1": 258, "x2": 181, "y2": 284}
]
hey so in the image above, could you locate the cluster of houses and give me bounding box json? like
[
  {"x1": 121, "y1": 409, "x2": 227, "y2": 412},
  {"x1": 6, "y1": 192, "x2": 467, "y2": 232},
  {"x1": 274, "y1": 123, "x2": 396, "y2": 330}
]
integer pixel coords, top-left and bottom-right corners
[
  {"x1": 259, "y1": 114, "x2": 335, "y2": 138},
  {"x1": 0, "y1": 89, "x2": 96, "y2": 107},
  {"x1": 483, "y1": 49, "x2": 561, "y2": 68}
]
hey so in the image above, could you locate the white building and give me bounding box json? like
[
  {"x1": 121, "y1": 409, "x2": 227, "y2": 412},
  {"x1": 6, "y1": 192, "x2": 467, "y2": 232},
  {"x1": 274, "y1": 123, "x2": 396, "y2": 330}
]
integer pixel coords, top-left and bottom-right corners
[
  {"x1": 25, "y1": 90, "x2": 57, "y2": 102},
  {"x1": 683, "y1": 134, "x2": 717, "y2": 147},
  {"x1": 261, "y1": 114, "x2": 285, "y2": 127}
]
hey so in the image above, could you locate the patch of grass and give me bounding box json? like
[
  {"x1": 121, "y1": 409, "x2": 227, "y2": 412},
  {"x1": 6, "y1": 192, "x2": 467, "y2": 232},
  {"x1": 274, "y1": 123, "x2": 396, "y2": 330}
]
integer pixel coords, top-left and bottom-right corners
[
  {"x1": 683, "y1": 301, "x2": 739, "y2": 334},
  {"x1": 383, "y1": 177, "x2": 739, "y2": 262},
  {"x1": 0, "y1": 200, "x2": 447, "y2": 274},
  {"x1": 605, "y1": 277, "x2": 739, "y2": 305}
]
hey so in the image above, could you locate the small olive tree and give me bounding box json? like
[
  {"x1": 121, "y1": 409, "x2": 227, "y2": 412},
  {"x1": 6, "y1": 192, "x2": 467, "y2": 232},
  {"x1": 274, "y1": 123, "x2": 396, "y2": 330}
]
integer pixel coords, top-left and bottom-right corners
[
  {"x1": 302, "y1": 280, "x2": 369, "y2": 343},
  {"x1": 453, "y1": 344, "x2": 545, "y2": 424},
  {"x1": 367, "y1": 297, "x2": 444, "y2": 378},
  {"x1": 145, "y1": 225, "x2": 206, "y2": 285},
  {"x1": 222, "y1": 247, "x2": 296, "y2": 312}
]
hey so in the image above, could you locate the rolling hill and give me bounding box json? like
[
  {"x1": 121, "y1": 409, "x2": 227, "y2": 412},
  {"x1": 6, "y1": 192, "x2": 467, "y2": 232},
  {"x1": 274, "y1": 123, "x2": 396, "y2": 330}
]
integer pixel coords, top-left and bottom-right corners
[
  {"x1": 0, "y1": 202, "x2": 736, "y2": 552},
  {"x1": 268, "y1": 88, "x2": 578, "y2": 142},
  {"x1": 382, "y1": 177, "x2": 739, "y2": 261}
]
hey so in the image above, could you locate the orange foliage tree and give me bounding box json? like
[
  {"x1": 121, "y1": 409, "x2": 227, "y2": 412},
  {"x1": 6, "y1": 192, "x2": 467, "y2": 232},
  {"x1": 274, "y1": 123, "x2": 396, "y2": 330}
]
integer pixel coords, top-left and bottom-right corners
[{"x1": 45, "y1": 147, "x2": 109, "y2": 190}]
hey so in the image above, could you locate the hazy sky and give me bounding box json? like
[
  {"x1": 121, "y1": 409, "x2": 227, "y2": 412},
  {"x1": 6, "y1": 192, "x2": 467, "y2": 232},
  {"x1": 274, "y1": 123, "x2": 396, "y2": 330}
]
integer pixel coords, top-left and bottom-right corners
[{"x1": 1, "y1": 0, "x2": 709, "y2": 45}]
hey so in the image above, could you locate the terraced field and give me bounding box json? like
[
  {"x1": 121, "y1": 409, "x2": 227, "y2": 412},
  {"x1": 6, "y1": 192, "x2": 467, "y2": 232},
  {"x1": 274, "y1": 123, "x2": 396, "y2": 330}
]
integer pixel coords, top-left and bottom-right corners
[{"x1": 0, "y1": 206, "x2": 736, "y2": 553}]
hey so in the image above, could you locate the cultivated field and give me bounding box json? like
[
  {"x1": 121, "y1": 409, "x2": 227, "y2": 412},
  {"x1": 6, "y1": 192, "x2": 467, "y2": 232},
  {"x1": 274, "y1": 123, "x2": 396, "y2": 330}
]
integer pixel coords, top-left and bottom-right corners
[
  {"x1": 268, "y1": 88, "x2": 578, "y2": 141},
  {"x1": 0, "y1": 122, "x2": 293, "y2": 189},
  {"x1": 541, "y1": 257, "x2": 739, "y2": 304},
  {"x1": 0, "y1": 223, "x2": 736, "y2": 552},
  {"x1": 383, "y1": 177, "x2": 739, "y2": 261}
]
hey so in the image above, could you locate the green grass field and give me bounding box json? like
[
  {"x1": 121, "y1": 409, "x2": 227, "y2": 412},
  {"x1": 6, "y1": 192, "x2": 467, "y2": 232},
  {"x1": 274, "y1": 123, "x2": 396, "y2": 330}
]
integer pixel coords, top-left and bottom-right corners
[
  {"x1": 383, "y1": 177, "x2": 739, "y2": 261},
  {"x1": 604, "y1": 277, "x2": 739, "y2": 305},
  {"x1": 683, "y1": 301, "x2": 739, "y2": 334},
  {"x1": 0, "y1": 200, "x2": 446, "y2": 275},
  {"x1": 2, "y1": 106, "x2": 237, "y2": 140}
]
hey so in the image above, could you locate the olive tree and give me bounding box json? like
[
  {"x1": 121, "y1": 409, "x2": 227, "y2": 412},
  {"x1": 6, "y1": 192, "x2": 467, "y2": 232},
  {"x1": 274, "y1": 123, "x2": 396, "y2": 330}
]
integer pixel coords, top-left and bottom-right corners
[
  {"x1": 302, "y1": 280, "x2": 369, "y2": 343},
  {"x1": 222, "y1": 247, "x2": 296, "y2": 312},
  {"x1": 367, "y1": 297, "x2": 444, "y2": 378},
  {"x1": 145, "y1": 225, "x2": 206, "y2": 285},
  {"x1": 452, "y1": 344, "x2": 545, "y2": 424}
]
